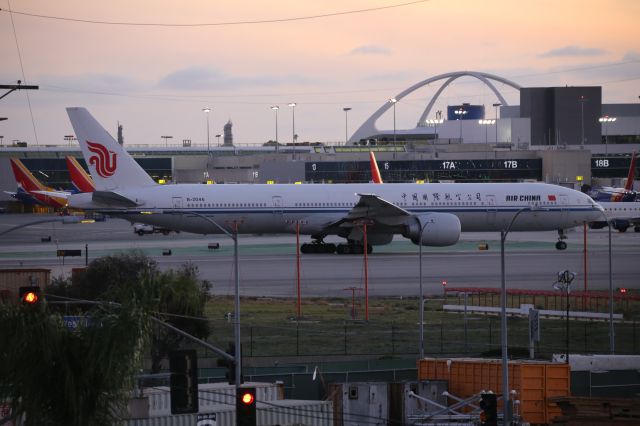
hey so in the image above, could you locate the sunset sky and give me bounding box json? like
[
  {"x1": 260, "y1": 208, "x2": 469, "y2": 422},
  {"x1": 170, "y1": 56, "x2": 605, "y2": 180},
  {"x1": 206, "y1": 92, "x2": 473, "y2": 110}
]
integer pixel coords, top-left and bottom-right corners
[{"x1": 1, "y1": 0, "x2": 639, "y2": 146}]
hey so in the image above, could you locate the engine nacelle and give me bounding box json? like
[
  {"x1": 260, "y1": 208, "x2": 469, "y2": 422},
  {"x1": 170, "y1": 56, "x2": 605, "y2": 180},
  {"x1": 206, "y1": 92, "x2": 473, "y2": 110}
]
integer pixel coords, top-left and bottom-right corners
[{"x1": 402, "y1": 213, "x2": 461, "y2": 246}]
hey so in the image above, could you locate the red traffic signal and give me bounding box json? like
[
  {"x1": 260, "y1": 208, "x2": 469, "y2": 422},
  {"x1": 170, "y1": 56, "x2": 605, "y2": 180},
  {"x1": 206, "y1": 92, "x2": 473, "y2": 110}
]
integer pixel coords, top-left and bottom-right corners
[
  {"x1": 241, "y1": 391, "x2": 255, "y2": 405},
  {"x1": 19, "y1": 286, "x2": 41, "y2": 304},
  {"x1": 236, "y1": 386, "x2": 256, "y2": 426},
  {"x1": 619, "y1": 288, "x2": 628, "y2": 294},
  {"x1": 441, "y1": 280, "x2": 448, "y2": 287}
]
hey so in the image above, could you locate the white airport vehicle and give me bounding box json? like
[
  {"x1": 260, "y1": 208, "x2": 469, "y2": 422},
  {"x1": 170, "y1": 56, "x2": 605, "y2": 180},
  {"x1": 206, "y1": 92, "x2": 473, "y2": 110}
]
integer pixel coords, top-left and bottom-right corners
[
  {"x1": 132, "y1": 223, "x2": 175, "y2": 236},
  {"x1": 62, "y1": 107, "x2": 603, "y2": 253}
]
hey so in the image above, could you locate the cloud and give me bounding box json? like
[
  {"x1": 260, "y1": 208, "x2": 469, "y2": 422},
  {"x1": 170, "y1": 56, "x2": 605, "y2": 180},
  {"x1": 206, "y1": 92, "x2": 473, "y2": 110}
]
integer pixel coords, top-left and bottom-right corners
[
  {"x1": 362, "y1": 71, "x2": 413, "y2": 82},
  {"x1": 539, "y1": 45, "x2": 607, "y2": 57},
  {"x1": 622, "y1": 50, "x2": 640, "y2": 61},
  {"x1": 157, "y1": 66, "x2": 316, "y2": 91},
  {"x1": 157, "y1": 67, "x2": 225, "y2": 91},
  {"x1": 349, "y1": 45, "x2": 392, "y2": 56}
]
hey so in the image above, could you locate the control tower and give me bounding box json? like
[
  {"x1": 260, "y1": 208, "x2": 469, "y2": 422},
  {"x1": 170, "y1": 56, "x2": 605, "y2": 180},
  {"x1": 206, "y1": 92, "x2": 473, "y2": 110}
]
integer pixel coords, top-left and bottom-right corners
[{"x1": 223, "y1": 120, "x2": 233, "y2": 147}]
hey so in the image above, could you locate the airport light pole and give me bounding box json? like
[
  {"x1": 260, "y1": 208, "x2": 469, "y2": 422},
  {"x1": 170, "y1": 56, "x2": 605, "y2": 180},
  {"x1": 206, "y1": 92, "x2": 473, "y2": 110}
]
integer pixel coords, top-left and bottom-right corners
[
  {"x1": 478, "y1": 119, "x2": 495, "y2": 144},
  {"x1": 493, "y1": 102, "x2": 502, "y2": 143},
  {"x1": 161, "y1": 135, "x2": 173, "y2": 148},
  {"x1": 174, "y1": 210, "x2": 242, "y2": 389},
  {"x1": 500, "y1": 206, "x2": 530, "y2": 424},
  {"x1": 202, "y1": 107, "x2": 211, "y2": 155},
  {"x1": 418, "y1": 218, "x2": 435, "y2": 359},
  {"x1": 288, "y1": 103, "x2": 296, "y2": 159},
  {"x1": 579, "y1": 96, "x2": 587, "y2": 146},
  {"x1": 343, "y1": 107, "x2": 352, "y2": 144},
  {"x1": 271, "y1": 105, "x2": 279, "y2": 153},
  {"x1": 599, "y1": 116, "x2": 617, "y2": 155},
  {"x1": 425, "y1": 119, "x2": 443, "y2": 144},
  {"x1": 388, "y1": 98, "x2": 398, "y2": 144},
  {"x1": 215, "y1": 134, "x2": 221, "y2": 147},
  {"x1": 455, "y1": 107, "x2": 467, "y2": 141}
]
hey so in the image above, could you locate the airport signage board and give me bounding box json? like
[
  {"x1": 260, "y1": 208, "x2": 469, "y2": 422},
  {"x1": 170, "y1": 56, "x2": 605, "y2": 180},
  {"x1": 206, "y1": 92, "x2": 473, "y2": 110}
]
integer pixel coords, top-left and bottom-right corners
[
  {"x1": 57, "y1": 249, "x2": 82, "y2": 257},
  {"x1": 63, "y1": 316, "x2": 90, "y2": 331}
]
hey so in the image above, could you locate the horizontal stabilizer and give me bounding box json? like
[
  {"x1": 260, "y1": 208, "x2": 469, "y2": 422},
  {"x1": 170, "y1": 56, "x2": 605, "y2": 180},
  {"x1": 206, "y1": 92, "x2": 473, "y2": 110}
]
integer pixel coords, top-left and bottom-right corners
[
  {"x1": 92, "y1": 191, "x2": 140, "y2": 207},
  {"x1": 32, "y1": 190, "x2": 71, "y2": 199}
]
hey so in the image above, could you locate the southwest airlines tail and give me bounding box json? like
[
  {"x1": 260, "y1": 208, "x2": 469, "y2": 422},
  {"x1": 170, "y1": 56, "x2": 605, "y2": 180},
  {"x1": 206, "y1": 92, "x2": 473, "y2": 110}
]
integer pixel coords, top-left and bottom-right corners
[
  {"x1": 66, "y1": 156, "x2": 96, "y2": 193},
  {"x1": 369, "y1": 151, "x2": 383, "y2": 184},
  {"x1": 625, "y1": 151, "x2": 636, "y2": 191},
  {"x1": 611, "y1": 151, "x2": 636, "y2": 202},
  {"x1": 66, "y1": 107, "x2": 156, "y2": 191},
  {"x1": 9, "y1": 158, "x2": 67, "y2": 208}
]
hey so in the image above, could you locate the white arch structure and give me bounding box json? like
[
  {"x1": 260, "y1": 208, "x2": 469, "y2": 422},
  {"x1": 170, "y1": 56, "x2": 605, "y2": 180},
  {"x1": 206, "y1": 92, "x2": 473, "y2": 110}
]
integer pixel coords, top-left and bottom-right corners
[{"x1": 349, "y1": 71, "x2": 521, "y2": 142}]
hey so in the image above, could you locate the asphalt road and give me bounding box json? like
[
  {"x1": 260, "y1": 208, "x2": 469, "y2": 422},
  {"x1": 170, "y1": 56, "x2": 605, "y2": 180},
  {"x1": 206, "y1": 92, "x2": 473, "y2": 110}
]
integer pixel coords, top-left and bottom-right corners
[{"x1": 1, "y1": 213, "x2": 638, "y2": 297}]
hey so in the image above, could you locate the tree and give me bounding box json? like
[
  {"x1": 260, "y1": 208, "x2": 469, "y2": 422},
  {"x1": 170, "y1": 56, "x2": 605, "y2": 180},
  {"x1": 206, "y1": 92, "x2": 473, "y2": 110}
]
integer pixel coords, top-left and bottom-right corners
[
  {"x1": 150, "y1": 263, "x2": 211, "y2": 372},
  {"x1": 49, "y1": 253, "x2": 211, "y2": 373},
  {"x1": 0, "y1": 300, "x2": 149, "y2": 425},
  {"x1": 49, "y1": 251, "x2": 156, "y2": 303}
]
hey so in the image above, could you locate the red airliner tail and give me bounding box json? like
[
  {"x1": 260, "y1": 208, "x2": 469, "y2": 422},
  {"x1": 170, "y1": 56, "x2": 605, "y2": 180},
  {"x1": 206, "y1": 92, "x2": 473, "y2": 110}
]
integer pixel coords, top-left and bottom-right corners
[
  {"x1": 66, "y1": 156, "x2": 96, "y2": 193},
  {"x1": 9, "y1": 158, "x2": 66, "y2": 208},
  {"x1": 369, "y1": 151, "x2": 383, "y2": 184}
]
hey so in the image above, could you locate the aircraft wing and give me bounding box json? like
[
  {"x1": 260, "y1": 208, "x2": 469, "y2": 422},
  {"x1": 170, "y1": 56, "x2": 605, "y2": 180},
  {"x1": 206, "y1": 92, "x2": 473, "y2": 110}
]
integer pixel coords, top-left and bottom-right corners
[
  {"x1": 316, "y1": 193, "x2": 411, "y2": 239},
  {"x1": 92, "y1": 191, "x2": 140, "y2": 208},
  {"x1": 345, "y1": 193, "x2": 411, "y2": 220}
]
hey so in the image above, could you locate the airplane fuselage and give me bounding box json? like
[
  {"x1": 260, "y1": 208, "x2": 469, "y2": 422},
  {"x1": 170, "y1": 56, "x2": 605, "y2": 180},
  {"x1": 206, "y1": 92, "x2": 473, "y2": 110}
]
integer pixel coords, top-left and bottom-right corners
[{"x1": 69, "y1": 182, "x2": 603, "y2": 239}]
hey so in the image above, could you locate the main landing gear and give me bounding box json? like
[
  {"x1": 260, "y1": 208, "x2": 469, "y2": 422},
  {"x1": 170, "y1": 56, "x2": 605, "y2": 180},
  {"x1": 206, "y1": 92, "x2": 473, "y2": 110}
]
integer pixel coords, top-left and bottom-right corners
[
  {"x1": 300, "y1": 239, "x2": 372, "y2": 255},
  {"x1": 555, "y1": 229, "x2": 568, "y2": 250},
  {"x1": 336, "y1": 241, "x2": 372, "y2": 255},
  {"x1": 300, "y1": 240, "x2": 336, "y2": 254}
]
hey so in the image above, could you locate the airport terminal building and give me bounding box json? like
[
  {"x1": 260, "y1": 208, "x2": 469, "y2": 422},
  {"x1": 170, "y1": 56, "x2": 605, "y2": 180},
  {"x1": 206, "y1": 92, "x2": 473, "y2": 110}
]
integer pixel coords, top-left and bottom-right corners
[{"x1": 1, "y1": 73, "x2": 639, "y2": 209}]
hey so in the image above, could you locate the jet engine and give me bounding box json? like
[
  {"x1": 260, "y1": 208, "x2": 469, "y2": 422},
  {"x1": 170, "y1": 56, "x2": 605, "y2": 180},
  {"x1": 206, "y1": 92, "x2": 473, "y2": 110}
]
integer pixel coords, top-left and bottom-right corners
[{"x1": 402, "y1": 213, "x2": 461, "y2": 246}]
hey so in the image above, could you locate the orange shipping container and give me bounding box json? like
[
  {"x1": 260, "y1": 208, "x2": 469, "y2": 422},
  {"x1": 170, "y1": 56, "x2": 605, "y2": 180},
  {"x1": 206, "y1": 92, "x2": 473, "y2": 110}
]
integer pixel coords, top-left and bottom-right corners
[{"x1": 417, "y1": 358, "x2": 569, "y2": 425}]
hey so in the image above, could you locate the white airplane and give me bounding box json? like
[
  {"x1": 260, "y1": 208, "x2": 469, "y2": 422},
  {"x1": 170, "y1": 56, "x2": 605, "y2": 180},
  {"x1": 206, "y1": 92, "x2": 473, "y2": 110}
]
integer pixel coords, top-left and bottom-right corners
[
  {"x1": 592, "y1": 201, "x2": 640, "y2": 233},
  {"x1": 63, "y1": 107, "x2": 603, "y2": 253}
]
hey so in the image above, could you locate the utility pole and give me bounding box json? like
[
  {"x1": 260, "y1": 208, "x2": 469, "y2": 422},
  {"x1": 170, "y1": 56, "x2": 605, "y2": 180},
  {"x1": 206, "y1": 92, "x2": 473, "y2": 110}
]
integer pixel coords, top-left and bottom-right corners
[{"x1": 0, "y1": 81, "x2": 39, "y2": 101}]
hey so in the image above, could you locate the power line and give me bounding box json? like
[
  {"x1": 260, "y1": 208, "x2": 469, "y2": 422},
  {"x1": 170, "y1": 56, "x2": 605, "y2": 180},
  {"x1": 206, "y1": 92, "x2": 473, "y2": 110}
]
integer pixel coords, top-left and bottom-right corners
[
  {"x1": 7, "y1": 0, "x2": 39, "y2": 145},
  {"x1": 0, "y1": 1, "x2": 431, "y2": 27}
]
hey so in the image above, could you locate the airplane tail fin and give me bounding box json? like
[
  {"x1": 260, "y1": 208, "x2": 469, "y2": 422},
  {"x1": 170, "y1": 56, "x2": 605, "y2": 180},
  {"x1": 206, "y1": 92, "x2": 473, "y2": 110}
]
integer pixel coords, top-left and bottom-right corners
[
  {"x1": 66, "y1": 156, "x2": 96, "y2": 193},
  {"x1": 369, "y1": 151, "x2": 383, "y2": 184},
  {"x1": 9, "y1": 158, "x2": 67, "y2": 208},
  {"x1": 10, "y1": 158, "x2": 47, "y2": 192},
  {"x1": 66, "y1": 107, "x2": 156, "y2": 191},
  {"x1": 624, "y1": 151, "x2": 636, "y2": 192}
]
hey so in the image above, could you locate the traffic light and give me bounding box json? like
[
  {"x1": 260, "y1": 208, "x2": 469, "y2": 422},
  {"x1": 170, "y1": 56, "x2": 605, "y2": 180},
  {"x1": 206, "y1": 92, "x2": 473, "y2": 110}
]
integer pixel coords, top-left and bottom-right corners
[
  {"x1": 619, "y1": 287, "x2": 628, "y2": 294},
  {"x1": 479, "y1": 392, "x2": 497, "y2": 426},
  {"x1": 19, "y1": 286, "x2": 41, "y2": 305},
  {"x1": 236, "y1": 386, "x2": 256, "y2": 426},
  {"x1": 169, "y1": 349, "x2": 199, "y2": 414}
]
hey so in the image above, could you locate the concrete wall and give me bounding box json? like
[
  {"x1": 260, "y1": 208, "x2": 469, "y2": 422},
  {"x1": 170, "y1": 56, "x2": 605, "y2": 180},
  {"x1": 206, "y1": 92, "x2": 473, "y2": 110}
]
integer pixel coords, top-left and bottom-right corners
[{"x1": 539, "y1": 149, "x2": 592, "y2": 186}]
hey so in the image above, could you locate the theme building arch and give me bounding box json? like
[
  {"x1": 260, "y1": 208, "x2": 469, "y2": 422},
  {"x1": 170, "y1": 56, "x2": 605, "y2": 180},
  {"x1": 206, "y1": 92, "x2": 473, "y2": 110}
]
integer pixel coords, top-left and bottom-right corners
[{"x1": 350, "y1": 71, "x2": 521, "y2": 142}]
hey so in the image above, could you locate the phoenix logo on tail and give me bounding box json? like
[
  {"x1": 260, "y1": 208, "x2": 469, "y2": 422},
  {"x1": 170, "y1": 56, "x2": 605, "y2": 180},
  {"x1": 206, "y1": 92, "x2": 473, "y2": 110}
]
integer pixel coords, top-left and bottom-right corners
[{"x1": 87, "y1": 141, "x2": 117, "y2": 178}]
